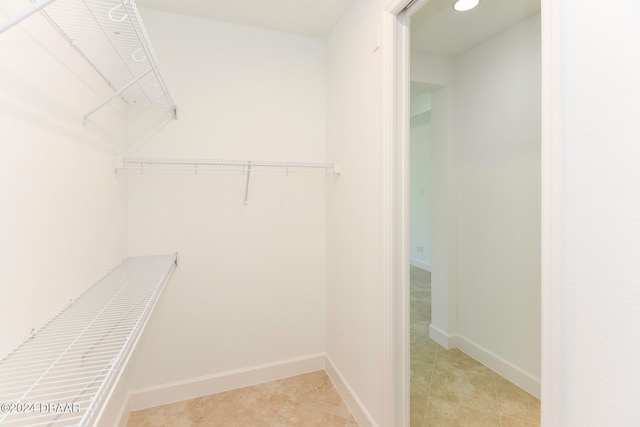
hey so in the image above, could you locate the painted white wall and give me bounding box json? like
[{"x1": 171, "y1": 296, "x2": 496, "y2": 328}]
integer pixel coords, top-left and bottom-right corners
[
  {"x1": 124, "y1": 9, "x2": 328, "y2": 391},
  {"x1": 325, "y1": 0, "x2": 386, "y2": 424},
  {"x1": 410, "y1": 15, "x2": 541, "y2": 394},
  {"x1": 454, "y1": 14, "x2": 541, "y2": 392},
  {"x1": 410, "y1": 52, "x2": 459, "y2": 347},
  {"x1": 429, "y1": 86, "x2": 460, "y2": 346},
  {"x1": 0, "y1": 2, "x2": 127, "y2": 357},
  {"x1": 410, "y1": 93, "x2": 432, "y2": 270},
  {"x1": 550, "y1": 1, "x2": 640, "y2": 424},
  {"x1": 410, "y1": 91, "x2": 432, "y2": 115},
  {"x1": 411, "y1": 52, "x2": 456, "y2": 88}
]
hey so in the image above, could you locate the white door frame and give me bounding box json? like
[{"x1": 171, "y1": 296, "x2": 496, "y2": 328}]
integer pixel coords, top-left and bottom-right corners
[
  {"x1": 380, "y1": 0, "x2": 561, "y2": 425},
  {"x1": 380, "y1": 1, "x2": 420, "y2": 426}
]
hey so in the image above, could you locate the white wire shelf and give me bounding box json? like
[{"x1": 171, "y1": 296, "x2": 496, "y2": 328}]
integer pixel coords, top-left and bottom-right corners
[
  {"x1": 0, "y1": 253, "x2": 177, "y2": 427},
  {"x1": 0, "y1": 0, "x2": 177, "y2": 125},
  {"x1": 115, "y1": 156, "x2": 341, "y2": 205},
  {"x1": 115, "y1": 156, "x2": 340, "y2": 174}
]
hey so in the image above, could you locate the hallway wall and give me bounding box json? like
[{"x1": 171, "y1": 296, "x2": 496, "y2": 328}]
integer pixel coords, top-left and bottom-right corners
[
  {"x1": 411, "y1": 14, "x2": 541, "y2": 396},
  {"x1": 454, "y1": 13, "x2": 541, "y2": 395},
  {"x1": 411, "y1": 52, "x2": 460, "y2": 353},
  {"x1": 410, "y1": 92, "x2": 433, "y2": 271}
]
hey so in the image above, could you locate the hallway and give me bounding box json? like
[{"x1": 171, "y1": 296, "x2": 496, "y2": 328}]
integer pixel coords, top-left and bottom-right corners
[{"x1": 410, "y1": 267, "x2": 540, "y2": 426}]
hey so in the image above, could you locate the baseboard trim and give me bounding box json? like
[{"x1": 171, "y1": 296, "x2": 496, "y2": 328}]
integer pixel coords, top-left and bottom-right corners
[
  {"x1": 325, "y1": 355, "x2": 379, "y2": 427},
  {"x1": 410, "y1": 258, "x2": 431, "y2": 271},
  {"x1": 429, "y1": 324, "x2": 458, "y2": 349},
  {"x1": 457, "y1": 335, "x2": 541, "y2": 399},
  {"x1": 118, "y1": 353, "x2": 383, "y2": 426},
  {"x1": 126, "y1": 353, "x2": 326, "y2": 413},
  {"x1": 113, "y1": 394, "x2": 131, "y2": 427},
  {"x1": 426, "y1": 325, "x2": 540, "y2": 399}
]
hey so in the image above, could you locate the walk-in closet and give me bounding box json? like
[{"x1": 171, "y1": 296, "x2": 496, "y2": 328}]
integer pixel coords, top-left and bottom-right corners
[{"x1": 2, "y1": 0, "x2": 640, "y2": 426}]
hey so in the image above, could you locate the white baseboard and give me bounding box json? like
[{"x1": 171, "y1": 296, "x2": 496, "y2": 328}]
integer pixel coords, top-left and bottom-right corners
[
  {"x1": 96, "y1": 379, "x2": 131, "y2": 427},
  {"x1": 427, "y1": 325, "x2": 540, "y2": 399},
  {"x1": 457, "y1": 335, "x2": 541, "y2": 399},
  {"x1": 118, "y1": 353, "x2": 380, "y2": 426},
  {"x1": 115, "y1": 344, "x2": 538, "y2": 426},
  {"x1": 96, "y1": 359, "x2": 135, "y2": 427},
  {"x1": 410, "y1": 258, "x2": 431, "y2": 271},
  {"x1": 125, "y1": 353, "x2": 325, "y2": 414},
  {"x1": 325, "y1": 355, "x2": 379, "y2": 427},
  {"x1": 429, "y1": 324, "x2": 458, "y2": 349},
  {"x1": 113, "y1": 396, "x2": 131, "y2": 427}
]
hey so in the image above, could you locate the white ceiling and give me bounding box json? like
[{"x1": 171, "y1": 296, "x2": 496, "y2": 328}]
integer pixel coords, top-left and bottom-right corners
[
  {"x1": 135, "y1": 0, "x2": 539, "y2": 54},
  {"x1": 135, "y1": 0, "x2": 355, "y2": 38},
  {"x1": 411, "y1": 0, "x2": 540, "y2": 55}
]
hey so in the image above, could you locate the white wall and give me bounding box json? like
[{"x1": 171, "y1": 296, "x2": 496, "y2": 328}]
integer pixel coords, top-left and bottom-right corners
[
  {"x1": 410, "y1": 93, "x2": 432, "y2": 271},
  {"x1": 411, "y1": 52, "x2": 456, "y2": 89},
  {"x1": 410, "y1": 52, "x2": 459, "y2": 347},
  {"x1": 550, "y1": 1, "x2": 640, "y2": 424},
  {"x1": 0, "y1": 2, "x2": 128, "y2": 357},
  {"x1": 454, "y1": 14, "x2": 541, "y2": 393},
  {"x1": 124, "y1": 9, "x2": 328, "y2": 392},
  {"x1": 410, "y1": 15, "x2": 541, "y2": 395},
  {"x1": 325, "y1": 0, "x2": 386, "y2": 424}
]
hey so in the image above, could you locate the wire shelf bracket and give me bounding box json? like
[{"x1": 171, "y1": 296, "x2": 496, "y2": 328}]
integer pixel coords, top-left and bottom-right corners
[
  {"x1": 1, "y1": 0, "x2": 177, "y2": 125},
  {"x1": 0, "y1": 253, "x2": 178, "y2": 427}
]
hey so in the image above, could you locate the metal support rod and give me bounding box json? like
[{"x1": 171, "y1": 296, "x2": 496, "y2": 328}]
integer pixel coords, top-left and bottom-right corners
[
  {"x1": 120, "y1": 157, "x2": 338, "y2": 170},
  {"x1": 244, "y1": 161, "x2": 252, "y2": 205},
  {"x1": 82, "y1": 66, "x2": 157, "y2": 125},
  {"x1": 0, "y1": 0, "x2": 57, "y2": 34}
]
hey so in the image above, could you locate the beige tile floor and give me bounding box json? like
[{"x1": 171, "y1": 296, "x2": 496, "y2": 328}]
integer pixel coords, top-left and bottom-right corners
[
  {"x1": 128, "y1": 267, "x2": 539, "y2": 427},
  {"x1": 126, "y1": 370, "x2": 357, "y2": 427},
  {"x1": 410, "y1": 266, "x2": 541, "y2": 426}
]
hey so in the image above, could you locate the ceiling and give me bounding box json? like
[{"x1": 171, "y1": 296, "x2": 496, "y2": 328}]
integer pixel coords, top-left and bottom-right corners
[
  {"x1": 135, "y1": 0, "x2": 355, "y2": 38},
  {"x1": 135, "y1": 0, "x2": 539, "y2": 54},
  {"x1": 411, "y1": 0, "x2": 541, "y2": 55}
]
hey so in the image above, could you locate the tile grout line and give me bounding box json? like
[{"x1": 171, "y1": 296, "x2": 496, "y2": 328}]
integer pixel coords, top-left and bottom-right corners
[
  {"x1": 421, "y1": 294, "x2": 438, "y2": 427},
  {"x1": 410, "y1": 268, "x2": 433, "y2": 427},
  {"x1": 253, "y1": 377, "x2": 300, "y2": 425},
  {"x1": 492, "y1": 370, "x2": 504, "y2": 427},
  {"x1": 420, "y1": 346, "x2": 437, "y2": 427},
  {"x1": 279, "y1": 372, "x2": 354, "y2": 425},
  {"x1": 409, "y1": 266, "x2": 541, "y2": 427}
]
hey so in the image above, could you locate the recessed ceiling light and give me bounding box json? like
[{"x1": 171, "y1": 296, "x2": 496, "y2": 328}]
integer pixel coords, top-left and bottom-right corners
[{"x1": 453, "y1": 0, "x2": 480, "y2": 12}]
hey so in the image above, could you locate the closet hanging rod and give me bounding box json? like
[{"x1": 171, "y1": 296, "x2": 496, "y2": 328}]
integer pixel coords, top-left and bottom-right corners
[
  {"x1": 115, "y1": 156, "x2": 340, "y2": 205},
  {"x1": 115, "y1": 156, "x2": 341, "y2": 174},
  {"x1": 83, "y1": 65, "x2": 157, "y2": 126}
]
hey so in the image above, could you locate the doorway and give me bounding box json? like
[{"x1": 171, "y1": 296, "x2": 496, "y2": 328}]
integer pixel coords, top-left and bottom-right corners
[{"x1": 390, "y1": 0, "x2": 541, "y2": 425}]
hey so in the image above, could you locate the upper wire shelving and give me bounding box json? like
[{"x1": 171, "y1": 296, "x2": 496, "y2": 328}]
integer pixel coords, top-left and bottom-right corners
[{"x1": 0, "y1": 0, "x2": 177, "y2": 125}]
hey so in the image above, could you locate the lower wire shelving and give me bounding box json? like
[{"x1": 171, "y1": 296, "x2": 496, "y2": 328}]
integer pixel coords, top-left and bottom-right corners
[{"x1": 0, "y1": 253, "x2": 177, "y2": 427}]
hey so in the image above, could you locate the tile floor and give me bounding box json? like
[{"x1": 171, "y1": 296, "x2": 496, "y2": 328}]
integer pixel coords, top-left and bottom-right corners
[
  {"x1": 410, "y1": 266, "x2": 541, "y2": 426},
  {"x1": 126, "y1": 370, "x2": 357, "y2": 427},
  {"x1": 127, "y1": 266, "x2": 540, "y2": 427}
]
